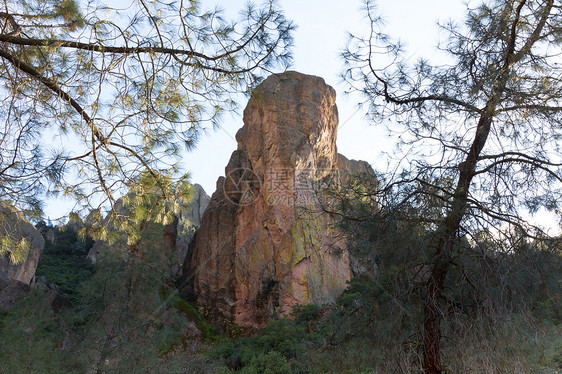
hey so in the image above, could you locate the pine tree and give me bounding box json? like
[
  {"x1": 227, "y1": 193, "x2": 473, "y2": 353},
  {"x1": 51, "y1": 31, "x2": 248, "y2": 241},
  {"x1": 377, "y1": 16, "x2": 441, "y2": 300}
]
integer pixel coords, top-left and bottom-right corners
[
  {"x1": 343, "y1": 1, "x2": 562, "y2": 372},
  {"x1": 0, "y1": 0, "x2": 293, "y2": 216}
]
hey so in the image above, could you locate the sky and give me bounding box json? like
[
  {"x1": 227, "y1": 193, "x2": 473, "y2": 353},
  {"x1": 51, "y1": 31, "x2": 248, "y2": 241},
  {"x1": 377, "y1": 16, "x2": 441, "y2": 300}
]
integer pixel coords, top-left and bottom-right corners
[
  {"x1": 182, "y1": 0, "x2": 467, "y2": 196},
  {"x1": 179, "y1": 0, "x2": 559, "y2": 234},
  {"x1": 43, "y1": 0, "x2": 559, "y2": 233},
  {"x1": 45, "y1": 0, "x2": 466, "y2": 219},
  {"x1": 46, "y1": 0, "x2": 469, "y2": 218}
]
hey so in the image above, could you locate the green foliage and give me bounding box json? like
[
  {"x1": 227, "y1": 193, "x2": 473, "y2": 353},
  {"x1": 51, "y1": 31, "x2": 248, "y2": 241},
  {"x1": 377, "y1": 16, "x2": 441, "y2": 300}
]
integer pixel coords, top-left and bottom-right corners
[
  {"x1": 213, "y1": 317, "x2": 314, "y2": 373},
  {"x1": 162, "y1": 289, "x2": 216, "y2": 341},
  {"x1": 35, "y1": 222, "x2": 94, "y2": 301},
  {"x1": 117, "y1": 171, "x2": 193, "y2": 246},
  {"x1": 0, "y1": 234, "x2": 30, "y2": 265},
  {"x1": 154, "y1": 324, "x2": 185, "y2": 356},
  {"x1": 0, "y1": 287, "x2": 83, "y2": 373},
  {"x1": 534, "y1": 297, "x2": 562, "y2": 325},
  {"x1": 0, "y1": 0, "x2": 294, "y2": 216},
  {"x1": 548, "y1": 335, "x2": 562, "y2": 370},
  {"x1": 241, "y1": 351, "x2": 292, "y2": 374},
  {"x1": 0, "y1": 179, "x2": 220, "y2": 372},
  {"x1": 0, "y1": 203, "x2": 33, "y2": 265},
  {"x1": 69, "y1": 250, "x2": 189, "y2": 371},
  {"x1": 291, "y1": 303, "x2": 320, "y2": 325},
  {"x1": 63, "y1": 187, "x2": 212, "y2": 372}
]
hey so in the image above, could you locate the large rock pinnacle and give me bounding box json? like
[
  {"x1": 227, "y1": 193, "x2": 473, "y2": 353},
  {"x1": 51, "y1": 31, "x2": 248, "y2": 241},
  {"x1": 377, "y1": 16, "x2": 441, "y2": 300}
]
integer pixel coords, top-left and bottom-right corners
[{"x1": 187, "y1": 71, "x2": 373, "y2": 327}]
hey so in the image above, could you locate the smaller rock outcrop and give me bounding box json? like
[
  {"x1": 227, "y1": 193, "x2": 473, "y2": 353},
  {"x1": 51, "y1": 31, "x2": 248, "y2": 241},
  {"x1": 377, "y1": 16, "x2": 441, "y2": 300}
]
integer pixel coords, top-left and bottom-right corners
[
  {"x1": 0, "y1": 275, "x2": 72, "y2": 312},
  {"x1": 0, "y1": 203, "x2": 45, "y2": 285},
  {"x1": 184, "y1": 184, "x2": 211, "y2": 228},
  {"x1": 86, "y1": 183, "x2": 210, "y2": 278},
  {"x1": 0, "y1": 279, "x2": 31, "y2": 309},
  {"x1": 174, "y1": 184, "x2": 210, "y2": 276}
]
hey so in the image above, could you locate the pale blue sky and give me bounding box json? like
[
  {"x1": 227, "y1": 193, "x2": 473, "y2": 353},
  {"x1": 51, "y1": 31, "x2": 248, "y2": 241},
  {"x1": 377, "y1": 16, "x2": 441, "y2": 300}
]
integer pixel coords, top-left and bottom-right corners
[
  {"x1": 43, "y1": 0, "x2": 560, "y2": 233},
  {"x1": 182, "y1": 0, "x2": 467, "y2": 196},
  {"x1": 180, "y1": 0, "x2": 559, "y2": 234},
  {"x1": 43, "y1": 0, "x2": 468, "y2": 219}
]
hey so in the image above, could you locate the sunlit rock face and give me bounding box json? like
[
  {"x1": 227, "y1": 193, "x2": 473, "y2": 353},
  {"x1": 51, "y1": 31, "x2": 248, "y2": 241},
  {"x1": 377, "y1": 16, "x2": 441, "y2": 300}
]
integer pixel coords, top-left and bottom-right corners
[
  {"x1": 0, "y1": 203, "x2": 45, "y2": 285},
  {"x1": 187, "y1": 71, "x2": 374, "y2": 327}
]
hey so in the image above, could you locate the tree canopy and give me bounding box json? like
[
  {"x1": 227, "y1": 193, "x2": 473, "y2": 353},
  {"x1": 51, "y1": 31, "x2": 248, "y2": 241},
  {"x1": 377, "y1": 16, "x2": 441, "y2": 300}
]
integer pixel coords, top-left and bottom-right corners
[
  {"x1": 0, "y1": 0, "x2": 293, "y2": 218},
  {"x1": 343, "y1": 0, "x2": 562, "y2": 372}
]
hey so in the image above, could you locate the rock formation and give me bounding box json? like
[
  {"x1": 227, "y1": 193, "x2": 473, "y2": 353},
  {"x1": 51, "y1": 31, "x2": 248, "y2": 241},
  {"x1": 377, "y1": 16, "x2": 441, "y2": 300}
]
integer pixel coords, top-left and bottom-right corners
[
  {"x1": 0, "y1": 278, "x2": 31, "y2": 309},
  {"x1": 0, "y1": 203, "x2": 45, "y2": 284},
  {"x1": 174, "y1": 184, "x2": 210, "y2": 276},
  {"x1": 0, "y1": 203, "x2": 45, "y2": 309},
  {"x1": 187, "y1": 71, "x2": 375, "y2": 327},
  {"x1": 87, "y1": 183, "x2": 210, "y2": 278}
]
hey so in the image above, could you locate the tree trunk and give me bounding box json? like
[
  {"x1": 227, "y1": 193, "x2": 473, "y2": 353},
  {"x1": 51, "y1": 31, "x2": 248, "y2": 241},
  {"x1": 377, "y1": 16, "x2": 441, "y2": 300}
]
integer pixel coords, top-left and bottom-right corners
[
  {"x1": 400, "y1": 1, "x2": 549, "y2": 371},
  {"x1": 422, "y1": 259, "x2": 448, "y2": 373},
  {"x1": 422, "y1": 110, "x2": 495, "y2": 373}
]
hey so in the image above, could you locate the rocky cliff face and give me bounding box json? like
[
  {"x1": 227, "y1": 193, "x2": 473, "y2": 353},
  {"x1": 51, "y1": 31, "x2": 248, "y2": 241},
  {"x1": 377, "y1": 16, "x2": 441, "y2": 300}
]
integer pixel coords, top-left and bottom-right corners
[
  {"x1": 0, "y1": 203, "x2": 45, "y2": 284},
  {"x1": 187, "y1": 71, "x2": 375, "y2": 327}
]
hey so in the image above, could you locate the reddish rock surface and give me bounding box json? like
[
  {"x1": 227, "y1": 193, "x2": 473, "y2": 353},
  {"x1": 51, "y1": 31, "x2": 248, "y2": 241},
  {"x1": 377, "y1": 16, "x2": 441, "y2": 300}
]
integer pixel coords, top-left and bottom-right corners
[{"x1": 188, "y1": 71, "x2": 374, "y2": 327}]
